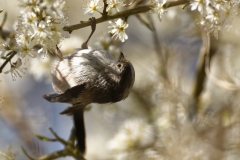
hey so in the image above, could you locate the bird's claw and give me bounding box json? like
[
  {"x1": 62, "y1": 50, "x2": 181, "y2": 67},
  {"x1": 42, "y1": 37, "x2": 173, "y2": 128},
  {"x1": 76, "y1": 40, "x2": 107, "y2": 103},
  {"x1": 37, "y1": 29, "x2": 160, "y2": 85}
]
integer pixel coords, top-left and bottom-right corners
[{"x1": 81, "y1": 17, "x2": 96, "y2": 49}]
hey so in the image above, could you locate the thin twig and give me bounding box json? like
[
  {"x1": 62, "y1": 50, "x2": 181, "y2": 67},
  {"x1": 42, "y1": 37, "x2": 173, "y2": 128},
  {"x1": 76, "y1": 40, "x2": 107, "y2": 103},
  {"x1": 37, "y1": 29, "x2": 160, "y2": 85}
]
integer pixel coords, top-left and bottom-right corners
[
  {"x1": 192, "y1": 29, "x2": 208, "y2": 101},
  {"x1": 64, "y1": 5, "x2": 151, "y2": 33},
  {"x1": 38, "y1": 150, "x2": 69, "y2": 160},
  {"x1": 0, "y1": 51, "x2": 17, "y2": 73},
  {"x1": 68, "y1": 127, "x2": 76, "y2": 145},
  {"x1": 26, "y1": 127, "x2": 85, "y2": 160},
  {"x1": 102, "y1": 0, "x2": 108, "y2": 16},
  {"x1": 135, "y1": 14, "x2": 154, "y2": 31},
  {"x1": 205, "y1": 37, "x2": 240, "y2": 90},
  {"x1": 0, "y1": 12, "x2": 7, "y2": 28},
  {"x1": 63, "y1": 0, "x2": 188, "y2": 33},
  {"x1": 190, "y1": 28, "x2": 210, "y2": 117},
  {"x1": 33, "y1": 132, "x2": 57, "y2": 142},
  {"x1": 147, "y1": 14, "x2": 169, "y2": 82},
  {"x1": 163, "y1": 0, "x2": 189, "y2": 8},
  {"x1": 49, "y1": 128, "x2": 68, "y2": 145},
  {"x1": 147, "y1": 15, "x2": 163, "y2": 62},
  {"x1": 21, "y1": 147, "x2": 35, "y2": 160}
]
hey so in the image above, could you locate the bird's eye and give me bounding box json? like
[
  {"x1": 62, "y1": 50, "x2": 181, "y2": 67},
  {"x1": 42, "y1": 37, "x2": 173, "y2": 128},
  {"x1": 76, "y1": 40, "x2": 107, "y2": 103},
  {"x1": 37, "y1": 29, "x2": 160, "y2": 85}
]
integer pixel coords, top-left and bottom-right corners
[{"x1": 117, "y1": 63, "x2": 123, "y2": 69}]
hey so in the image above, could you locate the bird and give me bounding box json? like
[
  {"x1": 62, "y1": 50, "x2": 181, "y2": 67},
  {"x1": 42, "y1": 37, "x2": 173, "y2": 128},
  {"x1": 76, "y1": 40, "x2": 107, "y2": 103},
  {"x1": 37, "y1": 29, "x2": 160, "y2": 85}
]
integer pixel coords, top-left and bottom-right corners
[
  {"x1": 44, "y1": 49, "x2": 135, "y2": 114},
  {"x1": 43, "y1": 49, "x2": 135, "y2": 153},
  {"x1": 43, "y1": 17, "x2": 135, "y2": 154}
]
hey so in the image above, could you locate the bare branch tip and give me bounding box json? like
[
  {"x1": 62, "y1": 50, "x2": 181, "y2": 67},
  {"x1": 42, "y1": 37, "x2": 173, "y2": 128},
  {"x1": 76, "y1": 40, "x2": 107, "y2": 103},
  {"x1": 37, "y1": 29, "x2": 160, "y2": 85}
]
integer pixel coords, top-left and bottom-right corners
[{"x1": 21, "y1": 146, "x2": 35, "y2": 160}]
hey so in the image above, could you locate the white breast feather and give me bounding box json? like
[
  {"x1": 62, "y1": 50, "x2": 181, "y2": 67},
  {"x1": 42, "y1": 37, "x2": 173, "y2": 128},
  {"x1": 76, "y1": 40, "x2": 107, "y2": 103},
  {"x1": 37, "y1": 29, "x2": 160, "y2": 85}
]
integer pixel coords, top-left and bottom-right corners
[{"x1": 51, "y1": 49, "x2": 116, "y2": 93}]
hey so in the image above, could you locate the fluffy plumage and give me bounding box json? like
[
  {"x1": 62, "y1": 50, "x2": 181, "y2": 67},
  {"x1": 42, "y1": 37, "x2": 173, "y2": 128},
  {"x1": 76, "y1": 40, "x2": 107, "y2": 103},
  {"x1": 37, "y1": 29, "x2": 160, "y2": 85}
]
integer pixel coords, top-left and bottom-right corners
[{"x1": 45, "y1": 49, "x2": 135, "y2": 111}]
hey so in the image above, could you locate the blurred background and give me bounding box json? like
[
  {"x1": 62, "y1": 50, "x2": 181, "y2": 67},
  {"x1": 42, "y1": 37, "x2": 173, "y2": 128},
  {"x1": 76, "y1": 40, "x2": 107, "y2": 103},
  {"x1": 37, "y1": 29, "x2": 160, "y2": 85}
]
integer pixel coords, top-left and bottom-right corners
[{"x1": 1, "y1": 0, "x2": 240, "y2": 160}]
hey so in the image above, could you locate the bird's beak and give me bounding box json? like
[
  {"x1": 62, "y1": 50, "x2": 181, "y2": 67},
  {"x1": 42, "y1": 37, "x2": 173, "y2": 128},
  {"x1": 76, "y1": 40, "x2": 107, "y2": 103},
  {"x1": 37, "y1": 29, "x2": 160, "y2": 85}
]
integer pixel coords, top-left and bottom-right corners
[{"x1": 118, "y1": 52, "x2": 126, "y2": 62}]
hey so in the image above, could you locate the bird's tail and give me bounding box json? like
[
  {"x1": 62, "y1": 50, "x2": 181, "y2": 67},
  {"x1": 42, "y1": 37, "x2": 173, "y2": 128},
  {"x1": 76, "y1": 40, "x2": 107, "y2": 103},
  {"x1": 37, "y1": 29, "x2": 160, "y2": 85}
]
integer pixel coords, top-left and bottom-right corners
[
  {"x1": 43, "y1": 93, "x2": 68, "y2": 103},
  {"x1": 43, "y1": 93, "x2": 86, "y2": 154},
  {"x1": 73, "y1": 108, "x2": 86, "y2": 154}
]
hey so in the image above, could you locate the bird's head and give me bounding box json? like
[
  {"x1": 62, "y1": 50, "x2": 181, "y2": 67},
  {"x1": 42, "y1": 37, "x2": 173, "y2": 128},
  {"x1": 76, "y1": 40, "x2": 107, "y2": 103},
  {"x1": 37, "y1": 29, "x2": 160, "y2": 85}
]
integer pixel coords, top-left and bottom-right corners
[{"x1": 113, "y1": 52, "x2": 135, "y2": 100}]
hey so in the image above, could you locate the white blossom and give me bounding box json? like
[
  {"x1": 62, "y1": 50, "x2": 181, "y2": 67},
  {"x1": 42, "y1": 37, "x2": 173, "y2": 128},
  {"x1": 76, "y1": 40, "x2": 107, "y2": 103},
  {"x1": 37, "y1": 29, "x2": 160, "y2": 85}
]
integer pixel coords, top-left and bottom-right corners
[
  {"x1": 16, "y1": 0, "x2": 69, "y2": 57},
  {"x1": 190, "y1": 0, "x2": 203, "y2": 12},
  {"x1": 108, "y1": 19, "x2": 128, "y2": 42},
  {"x1": 151, "y1": 0, "x2": 167, "y2": 21},
  {"x1": 205, "y1": 6, "x2": 219, "y2": 23},
  {"x1": 82, "y1": 0, "x2": 102, "y2": 15},
  {"x1": 16, "y1": 42, "x2": 36, "y2": 58},
  {"x1": 108, "y1": 119, "x2": 155, "y2": 152},
  {"x1": 190, "y1": 0, "x2": 240, "y2": 38},
  {"x1": 4, "y1": 58, "x2": 26, "y2": 81},
  {"x1": 106, "y1": 0, "x2": 126, "y2": 12}
]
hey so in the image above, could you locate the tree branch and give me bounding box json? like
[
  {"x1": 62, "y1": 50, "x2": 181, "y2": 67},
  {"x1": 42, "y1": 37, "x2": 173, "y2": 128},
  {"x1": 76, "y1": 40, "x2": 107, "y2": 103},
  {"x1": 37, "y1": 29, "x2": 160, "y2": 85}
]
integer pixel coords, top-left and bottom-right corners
[
  {"x1": 190, "y1": 28, "x2": 217, "y2": 117},
  {"x1": 63, "y1": 0, "x2": 188, "y2": 33},
  {"x1": 38, "y1": 150, "x2": 67, "y2": 160},
  {"x1": 163, "y1": 0, "x2": 189, "y2": 8},
  {"x1": 0, "y1": 51, "x2": 17, "y2": 73},
  {"x1": 102, "y1": 0, "x2": 108, "y2": 16},
  {"x1": 22, "y1": 128, "x2": 85, "y2": 160},
  {"x1": 63, "y1": 5, "x2": 151, "y2": 33}
]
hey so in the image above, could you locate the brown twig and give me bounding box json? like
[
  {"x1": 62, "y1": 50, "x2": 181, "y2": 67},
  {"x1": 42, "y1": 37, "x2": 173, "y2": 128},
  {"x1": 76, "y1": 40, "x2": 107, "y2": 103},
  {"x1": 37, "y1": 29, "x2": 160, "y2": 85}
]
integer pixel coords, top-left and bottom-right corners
[
  {"x1": 22, "y1": 127, "x2": 85, "y2": 160},
  {"x1": 0, "y1": 12, "x2": 7, "y2": 28},
  {"x1": 102, "y1": 0, "x2": 108, "y2": 16},
  {"x1": 63, "y1": 0, "x2": 189, "y2": 33},
  {"x1": 192, "y1": 29, "x2": 208, "y2": 101},
  {"x1": 191, "y1": 28, "x2": 217, "y2": 117},
  {"x1": 21, "y1": 147, "x2": 35, "y2": 160},
  {"x1": 163, "y1": 0, "x2": 189, "y2": 8},
  {"x1": 190, "y1": 28, "x2": 209, "y2": 117},
  {"x1": 205, "y1": 39, "x2": 240, "y2": 90},
  {"x1": 0, "y1": 51, "x2": 17, "y2": 73},
  {"x1": 135, "y1": 14, "x2": 154, "y2": 31},
  {"x1": 64, "y1": 5, "x2": 151, "y2": 33}
]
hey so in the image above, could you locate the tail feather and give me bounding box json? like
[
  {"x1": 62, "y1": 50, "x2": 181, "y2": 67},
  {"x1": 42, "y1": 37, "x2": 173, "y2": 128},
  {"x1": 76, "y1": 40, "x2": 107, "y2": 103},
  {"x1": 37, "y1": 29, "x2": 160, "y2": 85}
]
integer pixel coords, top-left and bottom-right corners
[
  {"x1": 43, "y1": 93, "x2": 60, "y2": 102},
  {"x1": 43, "y1": 92, "x2": 86, "y2": 154},
  {"x1": 60, "y1": 105, "x2": 83, "y2": 115},
  {"x1": 73, "y1": 108, "x2": 86, "y2": 154},
  {"x1": 43, "y1": 93, "x2": 69, "y2": 103}
]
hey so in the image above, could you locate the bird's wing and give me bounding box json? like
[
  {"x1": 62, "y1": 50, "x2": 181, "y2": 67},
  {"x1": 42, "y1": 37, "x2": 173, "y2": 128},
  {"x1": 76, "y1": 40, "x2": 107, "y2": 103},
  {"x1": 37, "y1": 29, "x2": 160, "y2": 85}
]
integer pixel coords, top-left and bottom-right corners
[
  {"x1": 43, "y1": 83, "x2": 86, "y2": 104},
  {"x1": 62, "y1": 82, "x2": 86, "y2": 100}
]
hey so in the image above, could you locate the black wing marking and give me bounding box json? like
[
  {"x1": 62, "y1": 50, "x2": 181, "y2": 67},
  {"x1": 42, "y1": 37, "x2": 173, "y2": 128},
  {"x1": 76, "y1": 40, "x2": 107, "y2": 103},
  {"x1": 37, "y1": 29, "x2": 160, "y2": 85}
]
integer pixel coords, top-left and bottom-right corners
[
  {"x1": 62, "y1": 83, "x2": 87, "y2": 101},
  {"x1": 43, "y1": 83, "x2": 87, "y2": 103}
]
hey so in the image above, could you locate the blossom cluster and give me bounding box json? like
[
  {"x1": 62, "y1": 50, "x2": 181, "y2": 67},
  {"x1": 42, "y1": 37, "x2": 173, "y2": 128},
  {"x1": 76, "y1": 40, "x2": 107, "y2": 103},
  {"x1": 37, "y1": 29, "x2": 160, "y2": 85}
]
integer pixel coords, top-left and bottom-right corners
[
  {"x1": 107, "y1": 119, "x2": 155, "y2": 153},
  {"x1": 15, "y1": 0, "x2": 69, "y2": 57},
  {"x1": 83, "y1": 0, "x2": 129, "y2": 42},
  {"x1": 83, "y1": 0, "x2": 126, "y2": 15},
  {"x1": 190, "y1": 0, "x2": 240, "y2": 37},
  {"x1": 0, "y1": 0, "x2": 69, "y2": 80}
]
